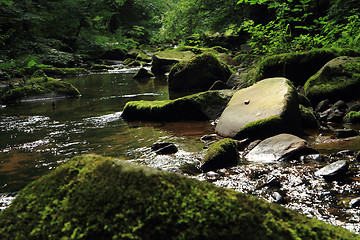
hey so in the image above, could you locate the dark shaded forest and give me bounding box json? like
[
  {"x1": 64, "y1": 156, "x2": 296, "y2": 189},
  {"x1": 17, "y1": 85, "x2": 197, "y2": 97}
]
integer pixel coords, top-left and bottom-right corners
[{"x1": 0, "y1": 0, "x2": 359, "y2": 69}]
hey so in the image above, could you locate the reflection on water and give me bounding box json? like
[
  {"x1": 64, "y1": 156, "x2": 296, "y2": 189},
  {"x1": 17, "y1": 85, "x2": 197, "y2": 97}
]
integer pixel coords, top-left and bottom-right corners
[{"x1": 0, "y1": 71, "x2": 213, "y2": 192}]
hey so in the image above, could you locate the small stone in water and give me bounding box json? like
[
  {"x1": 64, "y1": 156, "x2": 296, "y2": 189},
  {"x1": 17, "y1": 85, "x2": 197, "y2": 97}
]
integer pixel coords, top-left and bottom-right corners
[
  {"x1": 206, "y1": 171, "x2": 219, "y2": 178},
  {"x1": 300, "y1": 154, "x2": 324, "y2": 161},
  {"x1": 200, "y1": 134, "x2": 218, "y2": 142},
  {"x1": 151, "y1": 142, "x2": 178, "y2": 155},
  {"x1": 315, "y1": 160, "x2": 349, "y2": 180},
  {"x1": 350, "y1": 197, "x2": 360, "y2": 208},
  {"x1": 271, "y1": 192, "x2": 286, "y2": 204}
]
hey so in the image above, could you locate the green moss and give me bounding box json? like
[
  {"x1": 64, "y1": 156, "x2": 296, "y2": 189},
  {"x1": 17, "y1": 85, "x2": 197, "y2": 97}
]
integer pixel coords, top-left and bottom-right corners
[
  {"x1": 344, "y1": 111, "x2": 360, "y2": 124},
  {"x1": 299, "y1": 105, "x2": 319, "y2": 129},
  {"x1": 235, "y1": 116, "x2": 283, "y2": 140},
  {"x1": 304, "y1": 57, "x2": 360, "y2": 103},
  {"x1": 0, "y1": 77, "x2": 80, "y2": 103},
  {"x1": 0, "y1": 154, "x2": 357, "y2": 239},
  {"x1": 122, "y1": 90, "x2": 231, "y2": 121},
  {"x1": 168, "y1": 53, "x2": 232, "y2": 91},
  {"x1": 201, "y1": 138, "x2": 239, "y2": 172},
  {"x1": 255, "y1": 48, "x2": 360, "y2": 86}
]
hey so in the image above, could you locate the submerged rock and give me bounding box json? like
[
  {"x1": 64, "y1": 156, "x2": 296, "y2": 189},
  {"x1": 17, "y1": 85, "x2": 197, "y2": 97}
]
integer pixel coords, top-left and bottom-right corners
[
  {"x1": 0, "y1": 154, "x2": 356, "y2": 239},
  {"x1": 200, "y1": 138, "x2": 239, "y2": 172},
  {"x1": 246, "y1": 134, "x2": 318, "y2": 163},
  {"x1": 315, "y1": 160, "x2": 349, "y2": 180},
  {"x1": 151, "y1": 142, "x2": 178, "y2": 154},
  {"x1": 334, "y1": 129, "x2": 359, "y2": 138},
  {"x1": 168, "y1": 53, "x2": 232, "y2": 92},
  {"x1": 304, "y1": 56, "x2": 360, "y2": 103},
  {"x1": 215, "y1": 77, "x2": 302, "y2": 140},
  {"x1": 121, "y1": 90, "x2": 233, "y2": 121}
]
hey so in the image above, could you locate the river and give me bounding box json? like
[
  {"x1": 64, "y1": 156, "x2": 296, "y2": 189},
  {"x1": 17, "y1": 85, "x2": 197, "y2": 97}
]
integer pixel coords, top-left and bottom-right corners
[
  {"x1": 0, "y1": 64, "x2": 212, "y2": 194},
  {"x1": 1, "y1": 63, "x2": 360, "y2": 234}
]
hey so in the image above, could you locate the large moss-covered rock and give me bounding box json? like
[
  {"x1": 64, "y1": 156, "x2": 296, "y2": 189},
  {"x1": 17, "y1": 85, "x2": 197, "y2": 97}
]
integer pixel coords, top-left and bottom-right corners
[
  {"x1": 200, "y1": 138, "x2": 239, "y2": 172},
  {"x1": 304, "y1": 56, "x2": 360, "y2": 103},
  {"x1": 215, "y1": 78, "x2": 302, "y2": 140},
  {"x1": 168, "y1": 53, "x2": 232, "y2": 92},
  {"x1": 151, "y1": 50, "x2": 195, "y2": 75},
  {"x1": 0, "y1": 77, "x2": 80, "y2": 103},
  {"x1": 256, "y1": 48, "x2": 360, "y2": 87},
  {"x1": 122, "y1": 90, "x2": 233, "y2": 121},
  {"x1": 0, "y1": 154, "x2": 357, "y2": 239},
  {"x1": 35, "y1": 67, "x2": 89, "y2": 78}
]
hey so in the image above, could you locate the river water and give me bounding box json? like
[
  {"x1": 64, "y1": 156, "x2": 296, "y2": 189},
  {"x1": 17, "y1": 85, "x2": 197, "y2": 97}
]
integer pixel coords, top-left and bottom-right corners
[
  {"x1": 0, "y1": 65, "x2": 212, "y2": 194},
  {"x1": 1, "y1": 64, "x2": 360, "y2": 234}
]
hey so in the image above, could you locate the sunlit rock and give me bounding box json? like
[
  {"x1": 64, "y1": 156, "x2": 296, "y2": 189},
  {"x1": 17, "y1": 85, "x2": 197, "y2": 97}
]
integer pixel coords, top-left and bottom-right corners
[
  {"x1": 215, "y1": 77, "x2": 302, "y2": 140},
  {"x1": 304, "y1": 56, "x2": 360, "y2": 103},
  {"x1": 200, "y1": 138, "x2": 239, "y2": 172},
  {"x1": 315, "y1": 160, "x2": 349, "y2": 180},
  {"x1": 246, "y1": 133, "x2": 317, "y2": 163}
]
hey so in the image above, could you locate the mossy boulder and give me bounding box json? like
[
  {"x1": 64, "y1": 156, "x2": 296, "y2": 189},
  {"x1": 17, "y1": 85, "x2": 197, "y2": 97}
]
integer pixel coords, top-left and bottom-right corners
[
  {"x1": 215, "y1": 78, "x2": 302, "y2": 140},
  {"x1": 304, "y1": 56, "x2": 360, "y2": 104},
  {"x1": 344, "y1": 111, "x2": 360, "y2": 124},
  {"x1": 133, "y1": 67, "x2": 154, "y2": 79},
  {"x1": 122, "y1": 90, "x2": 233, "y2": 121},
  {"x1": 299, "y1": 105, "x2": 319, "y2": 129},
  {"x1": 0, "y1": 154, "x2": 357, "y2": 239},
  {"x1": 151, "y1": 50, "x2": 195, "y2": 75},
  {"x1": 101, "y1": 47, "x2": 127, "y2": 60},
  {"x1": 200, "y1": 138, "x2": 239, "y2": 172},
  {"x1": 256, "y1": 48, "x2": 360, "y2": 87},
  {"x1": 168, "y1": 53, "x2": 232, "y2": 92},
  {"x1": 0, "y1": 77, "x2": 80, "y2": 103},
  {"x1": 34, "y1": 67, "x2": 89, "y2": 77}
]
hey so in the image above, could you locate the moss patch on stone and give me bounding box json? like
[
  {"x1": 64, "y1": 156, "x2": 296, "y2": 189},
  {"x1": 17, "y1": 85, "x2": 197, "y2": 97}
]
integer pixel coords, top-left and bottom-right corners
[
  {"x1": 122, "y1": 90, "x2": 232, "y2": 121},
  {"x1": 255, "y1": 48, "x2": 360, "y2": 87},
  {"x1": 0, "y1": 77, "x2": 80, "y2": 103},
  {"x1": 344, "y1": 111, "x2": 360, "y2": 124},
  {"x1": 299, "y1": 105, "x2": 319, "y2": 129},
  {"x1": 304, "y1": 57, "x2": 360, "y2": 103},
  {"x1": 200, "y1": 138, "x2": 239, "y2": 172},
  {"x1": 37, "y1": 67, "x2": 89, "y2": 77},
  {"x1": 235, "y1": 116, "x2": 283, "y2": 140},
  {"x1": 0, "y1": 154, "x2": 357, "y2": 239},
  {"x1": 168, "y1": 53, "x2": 232, "y2": 92}
]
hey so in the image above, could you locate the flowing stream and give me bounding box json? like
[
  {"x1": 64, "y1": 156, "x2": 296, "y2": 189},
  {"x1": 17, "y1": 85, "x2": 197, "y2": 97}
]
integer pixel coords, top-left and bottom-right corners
[
  {"x1": 0, "y1": 64, "x2": 212, "y2": 194},
  {"x1": 1, "y1": 63, "x2": 360, "y2": 234}
]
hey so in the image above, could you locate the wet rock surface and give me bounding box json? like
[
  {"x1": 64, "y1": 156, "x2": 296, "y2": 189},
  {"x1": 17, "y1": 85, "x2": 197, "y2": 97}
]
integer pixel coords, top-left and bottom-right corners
[
  {"x1": 246, "y1": 134, "x2": 318, "y2": 163},
  {"x1": 151, "y1": 142, "x2": 178, "y2": 154},
  {"x1": 315, "y1": 160, "x2": 349, "y2": 180},
  {"x1": 215, "y1": 77, "x2": 302, "y2": 139},
  {"x1": 192, "y1": 153, "x2": 360, "y2": 234}
]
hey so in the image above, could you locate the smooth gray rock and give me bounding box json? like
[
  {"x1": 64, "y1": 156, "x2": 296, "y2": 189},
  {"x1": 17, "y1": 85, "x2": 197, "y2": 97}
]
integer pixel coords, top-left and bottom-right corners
[
  {"x1": 246, "y1": 134, "x2": 318, "y2": 163},
  {"x1": 315, "y1": 160, "x2": 349, "y2": 180}
]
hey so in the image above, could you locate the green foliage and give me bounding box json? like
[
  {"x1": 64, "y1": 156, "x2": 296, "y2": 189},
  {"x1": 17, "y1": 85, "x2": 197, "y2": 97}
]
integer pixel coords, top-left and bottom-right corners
[
  {"x1": 237, "y1": 0, "x2": 360, "y2": 54},
  {"x1": 344, "y1": 111, "x2": 360, "y2": 124},
  {"x1": 0, "y1": 154, "x2": 357, "y2": 239}
]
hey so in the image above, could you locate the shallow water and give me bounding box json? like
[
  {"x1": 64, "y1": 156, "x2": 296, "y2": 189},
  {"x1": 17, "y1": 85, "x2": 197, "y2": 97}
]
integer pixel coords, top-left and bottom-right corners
[
  {"x1": 0, "y1": 67, "x2": 213, "y2": 193},
  {"x1": 1, "y1": 65, "x2": 360, "y2": 234}
]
